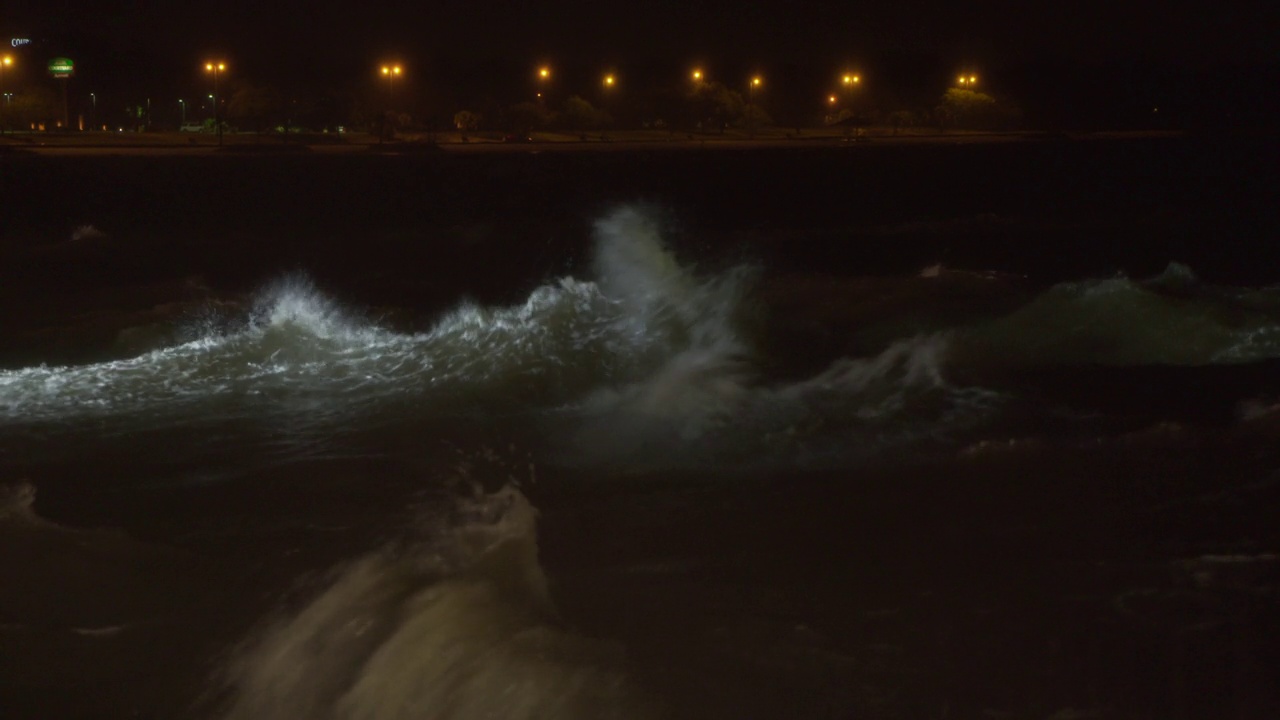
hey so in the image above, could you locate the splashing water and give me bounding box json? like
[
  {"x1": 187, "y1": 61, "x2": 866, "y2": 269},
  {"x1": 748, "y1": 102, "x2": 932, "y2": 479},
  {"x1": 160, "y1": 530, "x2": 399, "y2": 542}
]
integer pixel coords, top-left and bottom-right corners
[
  {"x1": 219, "y1": 485, "x2": 653, "y2": 720},
  {"x1": 0, "y1": 208, "x2": 753, "y2": 430}
]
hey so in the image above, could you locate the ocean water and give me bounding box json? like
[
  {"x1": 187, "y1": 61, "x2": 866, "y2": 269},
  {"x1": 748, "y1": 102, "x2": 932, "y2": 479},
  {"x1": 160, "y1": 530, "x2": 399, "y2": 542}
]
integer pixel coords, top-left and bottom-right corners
[{"x1": 3, "y1": 141, "x2": 1280, "y2": 719}]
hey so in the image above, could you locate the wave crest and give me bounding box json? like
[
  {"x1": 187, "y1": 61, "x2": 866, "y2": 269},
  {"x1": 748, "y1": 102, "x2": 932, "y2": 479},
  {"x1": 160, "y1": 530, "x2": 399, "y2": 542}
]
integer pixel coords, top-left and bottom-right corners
[{"x1": 219, "y1": 485, "x2": 652, "y2": 720}]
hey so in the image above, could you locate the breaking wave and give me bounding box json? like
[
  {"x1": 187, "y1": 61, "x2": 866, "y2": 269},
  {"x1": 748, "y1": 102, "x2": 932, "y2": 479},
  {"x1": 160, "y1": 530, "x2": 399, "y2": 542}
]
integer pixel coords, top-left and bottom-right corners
[
  {"x1": 0, "y1": 206, "x2": 992, "y2": 467},
  {"x1": 955, "y1": 263, "x2": 1280, "y2": 366},
  {"x1": 218, "y1": 484, "x2": 653, "y2": 720}
]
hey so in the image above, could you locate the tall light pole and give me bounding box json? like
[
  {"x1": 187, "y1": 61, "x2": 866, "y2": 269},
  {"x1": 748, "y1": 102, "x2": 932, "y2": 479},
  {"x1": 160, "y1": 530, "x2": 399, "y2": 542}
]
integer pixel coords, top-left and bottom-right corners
[
  {"x1": 0, "y1": 55, "x2": 12, "y2": 135},
  {"x1": 687, "y1": 68, "x2": 707, "y2": 133},
  {"x1": 535, "y1": 65, "x2": 551, "y2": 107},
  {"x1": 89, "y1": 92, "x2": 96, "y2": 130},
  {"x1": 747, "y1": 75, "x2": 762, "y2": 139},
  {"x1": 380, "y1": 64, "x2": 402, "y2": 143},
  {"x1": 179, "y1": 98, "x2": 185, "y2": 126},
  {"x1": 205, "y1": 61, "x2": 226, "y2": 145}
]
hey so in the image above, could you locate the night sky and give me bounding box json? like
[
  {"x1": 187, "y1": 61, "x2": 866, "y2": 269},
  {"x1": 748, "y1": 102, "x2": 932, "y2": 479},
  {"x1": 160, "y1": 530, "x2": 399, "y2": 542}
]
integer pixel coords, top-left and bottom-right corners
[{"x1": 2, "y1": 0, "x2": 1276, "y2": 126}]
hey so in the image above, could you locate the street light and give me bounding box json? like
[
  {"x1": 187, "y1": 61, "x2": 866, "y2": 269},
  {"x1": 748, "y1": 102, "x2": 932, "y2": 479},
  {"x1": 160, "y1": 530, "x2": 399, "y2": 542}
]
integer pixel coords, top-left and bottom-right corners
[
  {"x1": 178, "y1": 98, "x2": 185, "y2": 126},
  {"x1": 0, "y1": 55, "x2": 11, "y2": 135},
  {"x1": 379, "y1": 64, "x2": 402, "y2": 142},
  {"x1": 89, "y1": 92, "x2": 96, "y2": 130},
  {"x1": 533, "y1": 64, "x2": 552, "y2": 107},
  {"x1": 691, "y1": 68, "x2": 704, "y2": 83},
  {"x1": 603, "y1": 73, "x2": 615, "y2": 88},
  {"x1": 204, "y1": 61, "x2": 227, "y2": 145},
  {"x1": 381, "y1": 65, "x2": 402, "y2": 85},
  {"x1": 747, "y1": 75, "x2": 762, "y2": 138},
  {"x1": 957, "y1": 74, "x2": 978, "y2": 87},
  {"x1": 842, "y1": 73, "x2": 861, "y2": 87}
]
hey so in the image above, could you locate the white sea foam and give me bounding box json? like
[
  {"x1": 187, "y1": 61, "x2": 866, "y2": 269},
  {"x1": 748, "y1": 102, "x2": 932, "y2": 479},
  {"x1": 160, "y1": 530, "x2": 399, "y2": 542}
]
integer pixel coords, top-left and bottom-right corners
[
  {"x1": 220, "y1": 485, "x2": 652, "y2": 720},
  {"x1": 957, "y1": 266, "x2": 1280, "y2": 366},
  {"x1": 0, "y1": 205, "x2": 1000, "y2": 467},
  {"x1": 0, "y1": 206, "x2": 749, "y2": 430},
  {"x1": 571, "y1": 331, "x2": 998, "y2": 468},
  {"x1": 0, "y1": 481, "x2": 45, "y2": 527}
]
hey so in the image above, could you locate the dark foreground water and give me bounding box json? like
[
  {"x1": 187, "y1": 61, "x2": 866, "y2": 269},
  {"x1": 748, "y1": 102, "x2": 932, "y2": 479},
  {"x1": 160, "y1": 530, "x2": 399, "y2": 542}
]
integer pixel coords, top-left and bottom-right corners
[{"x1": 2, "y1": 137, "x2": 1280, "y2": 719}]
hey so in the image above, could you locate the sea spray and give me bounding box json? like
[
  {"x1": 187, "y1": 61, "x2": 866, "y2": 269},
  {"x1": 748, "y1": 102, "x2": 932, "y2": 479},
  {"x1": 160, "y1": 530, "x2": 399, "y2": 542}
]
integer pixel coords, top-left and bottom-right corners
[
  {"x1": 0, "y1": 206, "x2": 754, "y2": 430},
  {"x1": 954, "y1": 265, "x2": 1280, "y2": 366},
  {"x1": 218, "y1": 484, "x2": 653, "y2": 720}
]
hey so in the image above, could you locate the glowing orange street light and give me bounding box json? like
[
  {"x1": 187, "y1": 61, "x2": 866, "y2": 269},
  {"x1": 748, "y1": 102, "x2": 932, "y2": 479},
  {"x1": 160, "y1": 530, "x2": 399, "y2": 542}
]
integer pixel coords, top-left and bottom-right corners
[
  {"x1": 828, "y1": 95, "x2": 838, "y2": 105},
  {"x1": 381, "y1": 64, "x2": 403, "y2": 93},
  {"x1": 603, "y1": 74, "x2": 615, "y2": 88},
  {"x1": 379, "y1": 64, "x2": 403, "y2": 143},
  {"x1": 691, "y1": 69, "x2": 704, "y2": 83},
  {"x1": 842, "y1": 73, "x2": 861, "y2": 86},
  {"x1": 534, "y1": 65, "x2": 551, "y2": 106},
  {"x1": 0, "y1": 55, "x2": 12, "y2": 135},
  {"x1": 957, "y1": 74, "x2": 977, "y2": 87},
  {"x1": 204, "y1": 60, "x2": 227, "y2": 145},
  {"x1": 747, "y1": 76, "x2": 763, "y2": 138}
]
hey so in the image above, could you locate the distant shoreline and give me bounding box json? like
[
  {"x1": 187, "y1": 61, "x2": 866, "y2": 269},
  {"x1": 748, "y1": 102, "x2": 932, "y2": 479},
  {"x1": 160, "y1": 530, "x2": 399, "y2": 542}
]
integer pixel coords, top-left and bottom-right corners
[{"x1": 0, "y1": 128, "x2": 1188, "y2": 155}]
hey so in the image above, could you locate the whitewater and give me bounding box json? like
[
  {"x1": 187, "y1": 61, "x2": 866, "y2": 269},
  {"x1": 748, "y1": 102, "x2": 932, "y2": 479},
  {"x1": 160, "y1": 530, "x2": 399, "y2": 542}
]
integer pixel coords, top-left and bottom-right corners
[{"x1": 3, "y1": 203, "x2": 1280, "y2": 720}]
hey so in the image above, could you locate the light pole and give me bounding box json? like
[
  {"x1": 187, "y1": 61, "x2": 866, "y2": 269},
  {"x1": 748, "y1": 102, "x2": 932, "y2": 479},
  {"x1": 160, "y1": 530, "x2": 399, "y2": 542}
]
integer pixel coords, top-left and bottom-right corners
[
  {"x1": 688, "y1": 69, "x2": 707, "y2": 133},
  {"x1": 0, "y1": 55, "x2": 11, "y2": 135},
  {"x1": 89, "y1": 92, "x2": 96, "y2": 130},
  {"x1": 205, "y1": 61, "x2": 226, "y2": 145},
  {"x1": 179, "y1": 98, "x2": 185, "y2": 126},
  {"x1": 379, "y1": 64, "x2": 401, "y2": 143},
  {"x1": 839, "y1": 72, "x2": 862, "y2": 133},
  {"x1": 747, "y1": 75, "x2": 762, "y2": 139},
  {"x1": 535, "y1": 65, "x2": 551, "y2": 107}
]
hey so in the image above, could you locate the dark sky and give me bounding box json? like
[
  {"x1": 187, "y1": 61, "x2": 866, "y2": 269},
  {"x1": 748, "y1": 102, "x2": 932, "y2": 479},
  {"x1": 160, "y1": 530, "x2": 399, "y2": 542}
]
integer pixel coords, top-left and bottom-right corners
[
  {"x1": 5, "y1": 0, "x2": 1274, "y2": 66},
  {"x1": 2, "y1": 0, "x2": 1275, "y2": 121}
]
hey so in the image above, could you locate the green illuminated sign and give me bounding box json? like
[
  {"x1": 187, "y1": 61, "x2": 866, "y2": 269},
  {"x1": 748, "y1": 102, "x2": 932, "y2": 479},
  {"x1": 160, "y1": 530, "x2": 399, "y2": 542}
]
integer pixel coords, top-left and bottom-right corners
[{"x1": 48, "y1": 57, "x2": 74, "y2": 78}]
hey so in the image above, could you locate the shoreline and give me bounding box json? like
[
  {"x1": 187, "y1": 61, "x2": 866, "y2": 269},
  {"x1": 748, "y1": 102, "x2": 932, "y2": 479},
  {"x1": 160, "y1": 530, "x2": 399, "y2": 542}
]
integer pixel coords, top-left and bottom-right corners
[{"x1": 0, "y1": 128, "x2": 1190, "y2": 156}]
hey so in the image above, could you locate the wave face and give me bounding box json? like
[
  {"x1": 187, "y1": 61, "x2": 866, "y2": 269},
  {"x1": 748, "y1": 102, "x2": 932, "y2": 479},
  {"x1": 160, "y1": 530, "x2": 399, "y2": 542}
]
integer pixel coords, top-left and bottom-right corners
[
  {"x1": 0, "y1": 208, "x2": 750, "y2": 429},
  {"x1": 955, "y1": 263, "x2": 1280, "y2": 366},
  {"x1": 5, "y1": 208, "x2": 1280, "y2": 469},
  {"x1": 7, "y1": 202, "x2": 1280, "y2": 720},
  {"x1": 0, "y1": 206, "x2": 993, "y2": 468},
  {"x1": 219, "y1": 484, "x2": 653, "y2": 720}
]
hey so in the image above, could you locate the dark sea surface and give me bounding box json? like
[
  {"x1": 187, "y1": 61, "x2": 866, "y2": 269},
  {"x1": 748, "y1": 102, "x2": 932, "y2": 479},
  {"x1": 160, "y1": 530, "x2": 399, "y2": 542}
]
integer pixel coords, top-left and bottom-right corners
[{"x1": 2, "y1": 136, "x2": 1280, "y2": 719}]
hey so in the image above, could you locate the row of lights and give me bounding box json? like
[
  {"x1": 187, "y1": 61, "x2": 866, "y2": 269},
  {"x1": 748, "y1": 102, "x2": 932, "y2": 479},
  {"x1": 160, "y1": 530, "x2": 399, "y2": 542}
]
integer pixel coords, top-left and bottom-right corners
[
  {"x1": 7, "y1": 58, "x2": 978, "y2": 138},
  {"x1": 189, "y1": 62, "x2": 975, "y2": 123},
  {"x1": 7, "y1": 56, "x2": 977, "y2": 98}
]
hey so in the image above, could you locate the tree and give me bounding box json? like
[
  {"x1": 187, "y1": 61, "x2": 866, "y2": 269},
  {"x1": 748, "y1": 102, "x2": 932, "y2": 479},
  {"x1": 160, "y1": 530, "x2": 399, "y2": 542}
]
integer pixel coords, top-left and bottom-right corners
[
  {"x1": 505, "y1": 101, "x2": 552, "y2": 134},
  {"x1": 739, "y1": 102, "x2": 773, "y2": 130},
  {"x1": 453, "y1": 110, "x2": 481, "y2": 132},
  {"x1": 227, "y1": 82, "x2": 282, "y2": 134},
  {"x1": 688, "y1": 81, "x2": 745, "y2": 133},
  {"x1": 939, "y1": 88, "x2": 1021, "y2": 130},
  {"x1": 561, "y1": 95, "x2": 611, "y2": 131}
]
